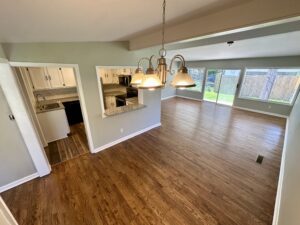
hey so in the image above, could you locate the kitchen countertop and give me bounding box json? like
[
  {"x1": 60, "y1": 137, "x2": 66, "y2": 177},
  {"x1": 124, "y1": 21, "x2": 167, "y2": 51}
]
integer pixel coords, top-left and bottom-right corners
[
  {"x1": 104, "y1": 91, "x2": 126, "y2": 97},
  {"x1": 36, "y1": 102, "x2": 65, "y2": 114},
  {"x1": 104, "y1": 104, "x2": 145, "y2": 117},
  {"x1": 35, "y1": 96, "x2": 79, "y2": 114}
]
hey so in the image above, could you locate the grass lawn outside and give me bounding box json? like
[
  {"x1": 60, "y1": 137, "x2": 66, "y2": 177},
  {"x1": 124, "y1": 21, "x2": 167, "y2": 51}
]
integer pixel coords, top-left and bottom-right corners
[{"x1": 204, "y1": 91, "x2": 235, "y2": 105}]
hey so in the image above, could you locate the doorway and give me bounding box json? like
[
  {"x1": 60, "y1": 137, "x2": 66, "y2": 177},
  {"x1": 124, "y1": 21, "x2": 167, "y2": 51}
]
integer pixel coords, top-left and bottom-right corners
[
  {"x1": 12, "y1": 64, "x2": 92, "y2": 166},
  {"x1": 203, "y1": 69, "x2": 241, "y2": 106}
]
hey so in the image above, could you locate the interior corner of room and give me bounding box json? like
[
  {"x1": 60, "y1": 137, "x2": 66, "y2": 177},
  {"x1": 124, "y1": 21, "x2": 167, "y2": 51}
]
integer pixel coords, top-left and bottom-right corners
[{"x1": 1, "y1": 0, "x2": 300, "y2": 224}]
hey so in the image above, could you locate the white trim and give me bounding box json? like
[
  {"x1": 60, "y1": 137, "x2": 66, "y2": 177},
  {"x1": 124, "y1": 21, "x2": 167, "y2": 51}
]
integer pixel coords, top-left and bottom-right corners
[
  {"x1": 0, "y1": 58, "x2": 8, "y2": 63},
  {"x1": 175, "y1": 95, "x2": 202, "y2": 102},
  {"x1": 233, "y1": 106, "x2": 288, "y2": 118},
  {"x1": 0, "y1": 63, "x2": 51, "y2": 177},
  {"x1": 161, "y1": 95, "x2": 176, "y2": 100},
  {"x1": 0, "y1": 197, "x2": 18, "y2": 225},
  {"x1": 0, "y1": 173, "x2": 39, "y2": 193},
  {"x1": 92, "y1": 123, "x2": 161, "y2": 153},
  {"x1": 272, "y1": 118, "x2": 289, "y2": 225},
  {"x1": 95, "y1": 67, "x2": 107, "y2": 119},
  {"x1": 8, "y1": 62, "x2": 95, "y2": 152}
]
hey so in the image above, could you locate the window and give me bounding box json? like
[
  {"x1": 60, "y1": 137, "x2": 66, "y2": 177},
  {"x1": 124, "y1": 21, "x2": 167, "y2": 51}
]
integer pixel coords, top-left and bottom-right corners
[
  {"x1": 239, "y1": 68, "x2": 300, "y2": 104},
  {"x1": 186, "y1": 68, "x2": 205, "y2": 92}
]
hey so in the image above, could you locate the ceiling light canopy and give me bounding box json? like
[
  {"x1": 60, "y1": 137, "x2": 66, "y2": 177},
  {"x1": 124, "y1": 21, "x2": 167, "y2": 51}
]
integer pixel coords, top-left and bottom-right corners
[{"x1": 132, "y1": 0, "x2": 195, "y2": 90}]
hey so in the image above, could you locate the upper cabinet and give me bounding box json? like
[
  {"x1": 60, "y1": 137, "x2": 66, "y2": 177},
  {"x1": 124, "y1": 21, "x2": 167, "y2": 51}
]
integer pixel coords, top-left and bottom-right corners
[
  {"x1": 46, "y1": 67, "x2": 64, "y2": 88},
  {"x1": 99, "y1": 68, "x2": 120, "y2": 84},
  {"x1": 27, "y1": 67, "x2": 76, "y2": 90},
  {"x1": 27, "y1": 67, "x2": 51, "y2": 90},
  {"x1": 60, "y1": 67, "x2": 76, "y2": 87}
]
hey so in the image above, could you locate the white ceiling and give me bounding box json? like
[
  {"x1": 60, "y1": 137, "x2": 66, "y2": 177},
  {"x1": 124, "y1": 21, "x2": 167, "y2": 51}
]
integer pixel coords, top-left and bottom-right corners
[
  {"x1": 166, "y1": 31, "x2": 300, "y2": 61},
  {"x1": 0, "y1": 0, "x2": 246, "y2": 43}
]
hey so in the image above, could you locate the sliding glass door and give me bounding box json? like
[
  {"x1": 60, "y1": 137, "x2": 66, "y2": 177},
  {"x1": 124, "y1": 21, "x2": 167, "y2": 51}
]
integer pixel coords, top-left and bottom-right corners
[
  {"x1": 203, "y1": 70, "x2": 222, "y2": 103},
  {"x1": 204, "y1": 69, "x2": 241, "y2": 106}
]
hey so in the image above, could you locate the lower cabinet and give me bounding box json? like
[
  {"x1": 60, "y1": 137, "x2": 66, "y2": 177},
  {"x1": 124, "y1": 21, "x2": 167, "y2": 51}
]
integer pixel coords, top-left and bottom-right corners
[
  {"x1": 37, "y1": 109, "x2": 70, "y2": 143},
  {"x1": 105, "y1": 96, "x2": 116, "y2": 109}
]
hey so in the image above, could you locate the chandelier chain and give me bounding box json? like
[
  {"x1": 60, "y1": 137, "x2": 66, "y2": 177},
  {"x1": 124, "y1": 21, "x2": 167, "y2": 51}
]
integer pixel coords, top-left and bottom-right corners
[{"x1": 162, "y1": 0, "x2": 166, "y2": 50}]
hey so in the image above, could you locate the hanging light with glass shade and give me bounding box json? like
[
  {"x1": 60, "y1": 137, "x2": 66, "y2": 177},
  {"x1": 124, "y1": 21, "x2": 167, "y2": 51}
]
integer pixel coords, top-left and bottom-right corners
[{"x1": 132, "y1": 0, "x2": 195, "y2": 90}]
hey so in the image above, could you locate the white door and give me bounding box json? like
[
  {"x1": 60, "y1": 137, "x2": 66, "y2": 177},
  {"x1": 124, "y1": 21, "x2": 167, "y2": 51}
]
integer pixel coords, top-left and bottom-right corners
[
  {"x1": 0, "y1": 197, "x2": 18, "y2": 225},
  {"x1": 60, "y1": 67, "x2": 76, "y2": 87},
  {"x1": 46, "y1": 67, "x2": 63, "y2": 88},
  {"x1": 27, "y1": 67, "x2": 50, "y2": 90},
  {"x1": 0, "y1": 85, "x2": 36, "y2": 186}
]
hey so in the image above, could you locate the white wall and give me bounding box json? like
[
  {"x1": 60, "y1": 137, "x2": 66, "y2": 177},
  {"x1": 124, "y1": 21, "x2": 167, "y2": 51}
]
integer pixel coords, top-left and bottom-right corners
[{"x1": 276, "y1": 92, "x2": 300, "y2": 225}]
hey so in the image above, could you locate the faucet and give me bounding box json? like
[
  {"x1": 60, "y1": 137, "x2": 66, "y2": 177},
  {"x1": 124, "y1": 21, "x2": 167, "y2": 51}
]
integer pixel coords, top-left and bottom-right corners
[{"x1": 36, "y1": 94, "x2": 46, "y2": 108}]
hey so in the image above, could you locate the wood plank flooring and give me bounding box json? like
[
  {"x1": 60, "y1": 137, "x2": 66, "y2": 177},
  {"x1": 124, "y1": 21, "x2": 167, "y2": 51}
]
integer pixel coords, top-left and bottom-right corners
[
  {"x1": 1, "y1": 97, "x2": 286, "y2": 225},
  {"x1": 45, "y1": 123, "x2": 89, "y2": 166}
]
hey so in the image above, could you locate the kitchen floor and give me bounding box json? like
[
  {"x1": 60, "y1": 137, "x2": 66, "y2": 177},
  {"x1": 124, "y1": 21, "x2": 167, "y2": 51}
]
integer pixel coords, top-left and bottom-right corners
[{"x1": 45, "y1": 122, "x2": 89, "y2": 166}]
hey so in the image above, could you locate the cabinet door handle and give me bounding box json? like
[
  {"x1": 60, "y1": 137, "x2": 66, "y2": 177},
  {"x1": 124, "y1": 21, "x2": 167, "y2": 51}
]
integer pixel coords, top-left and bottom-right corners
[
  {"x1": 45, "y1": 76, "x2": 48, "y2": 80},
  {"x1": 48, "y1": 75, "x2": 51, "y2": 80},
  {"x1": 9, "y1": 114, "x2": 15, "y2": 120}
]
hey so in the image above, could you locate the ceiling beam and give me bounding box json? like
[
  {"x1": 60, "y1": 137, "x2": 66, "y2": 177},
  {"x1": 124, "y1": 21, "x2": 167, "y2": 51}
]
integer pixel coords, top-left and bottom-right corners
[{"x1": 129, "y1": 0, "x2": 300, "y2": 50}]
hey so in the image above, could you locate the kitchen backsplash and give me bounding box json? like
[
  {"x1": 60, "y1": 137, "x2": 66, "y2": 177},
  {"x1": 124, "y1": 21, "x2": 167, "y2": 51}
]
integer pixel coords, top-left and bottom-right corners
[{"x1": 34, "y1": 87, "x2": 78, "y2": 101}]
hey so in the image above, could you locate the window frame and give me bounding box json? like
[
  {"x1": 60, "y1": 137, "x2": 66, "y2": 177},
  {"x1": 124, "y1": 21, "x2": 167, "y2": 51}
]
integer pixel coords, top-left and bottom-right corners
[
  {"x1": 238, "y1": 67, "x2": 300, "y2": 106},
  {"x1": 204, "y1": 68, "x2": 242, "y2": 104}
]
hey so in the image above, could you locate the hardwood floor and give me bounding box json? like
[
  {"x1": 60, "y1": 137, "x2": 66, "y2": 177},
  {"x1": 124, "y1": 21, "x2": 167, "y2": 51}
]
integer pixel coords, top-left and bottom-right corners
[
  {"x1": 45, "y1": 123, "x2": 89, "y2": 166},
  {"x1": 1, "y1": 97, "x2": 285, "y2": 225}
]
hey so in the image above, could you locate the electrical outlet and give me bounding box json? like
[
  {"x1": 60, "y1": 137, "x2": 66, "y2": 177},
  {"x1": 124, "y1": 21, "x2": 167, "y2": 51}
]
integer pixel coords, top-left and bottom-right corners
[{"x1": 120, "y1": 128, "x2": 124, "y2": 133}]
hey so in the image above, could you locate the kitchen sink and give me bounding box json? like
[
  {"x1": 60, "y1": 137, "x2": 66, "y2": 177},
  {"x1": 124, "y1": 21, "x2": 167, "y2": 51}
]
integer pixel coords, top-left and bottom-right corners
[{"x1": 41, "y1": 103, "x2": 60, "y2": 110}]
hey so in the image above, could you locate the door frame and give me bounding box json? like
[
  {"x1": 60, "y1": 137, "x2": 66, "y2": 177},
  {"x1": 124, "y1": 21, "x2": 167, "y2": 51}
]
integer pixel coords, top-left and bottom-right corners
[
  {"x1": 9, "y1": 62, "x2": 95, "y2": 152},
  {"x1": 203, "y1": 68, "x2": 242, "y2": 106},
  {"x1": 0, "y1": 197, "x2": 18, "y2": 225},
  {"x1": 0, "y1": 61, "x2": 51, "y2": 177}
]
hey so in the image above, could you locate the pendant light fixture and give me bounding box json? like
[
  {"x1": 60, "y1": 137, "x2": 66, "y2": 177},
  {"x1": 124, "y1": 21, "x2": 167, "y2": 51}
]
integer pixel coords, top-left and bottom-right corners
[{"x1": 133, "y1": 0, "x2": 195, "y2": 90}]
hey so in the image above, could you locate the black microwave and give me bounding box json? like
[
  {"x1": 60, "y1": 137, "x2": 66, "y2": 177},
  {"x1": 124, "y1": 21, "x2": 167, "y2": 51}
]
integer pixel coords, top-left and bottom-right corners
[{"x1": 118, "y1": 75, "x2": 132, "y2": 87}]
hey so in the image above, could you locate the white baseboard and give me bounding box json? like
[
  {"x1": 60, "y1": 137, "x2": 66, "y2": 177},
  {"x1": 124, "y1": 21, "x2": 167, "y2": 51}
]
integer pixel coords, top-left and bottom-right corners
[
  {"x1": 175, "y1": 95, "x2": 202, "y2": 102},
  {"x1": 92, "y1": 123, "x2": 161, "y2": 153},
  {"x1": 233, "y1": 106, "x2": 288, "y2": 118},
  {"x1": 161, "y1": 95, "x2": 176, "y2": 100},
  {"x1": 0, "y1": 173, "x2": 39, "y2": 193},
  {"x1": 272, "y1": 119, "x2": 289, "y2": 225}
]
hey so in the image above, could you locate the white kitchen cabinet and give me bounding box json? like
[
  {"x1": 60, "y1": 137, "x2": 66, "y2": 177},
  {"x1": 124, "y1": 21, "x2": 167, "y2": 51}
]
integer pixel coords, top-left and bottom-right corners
[
  {"x1": 27, "y1": 67, "x2": 51, "y2": 90},
  {"x1": 60, "y1": 67, "x2": 76, "y2": 87},
  {"x1": 111, "y1": 69, "x2": 119, "y2": 84},
  {"x1": 46, "y1": 67, "x2": 64, "y2": 88},
  {"x1": 37, "y1": 109, "x2": 70, "y2": 143},
  {"x1": 104, "y1": 70, "x2": 113, "y2": 84},
  {"x1": 105, "y1": 96, "x2": 116, "y2": 109},
  {"x1": 99, "y1": 68, "x2": 114, "y2": 84}
]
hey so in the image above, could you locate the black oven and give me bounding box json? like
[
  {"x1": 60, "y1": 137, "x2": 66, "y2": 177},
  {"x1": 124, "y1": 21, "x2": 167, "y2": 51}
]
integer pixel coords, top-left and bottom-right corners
[
  {"x1": 115, "y1": 87, "x2": 138, "y2": 107},
  {"x1": 116, "y1": 96, "x2": 126, "y2": 107},
  {"x1": 118, "y1": 75, "x2": 132, "y2": 87}
]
